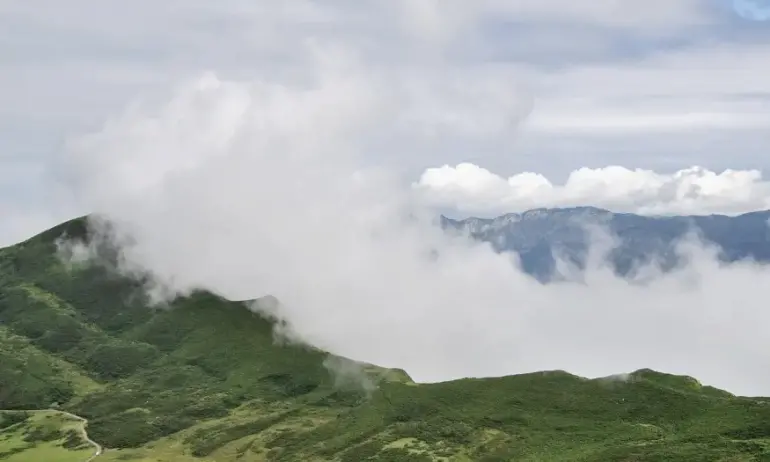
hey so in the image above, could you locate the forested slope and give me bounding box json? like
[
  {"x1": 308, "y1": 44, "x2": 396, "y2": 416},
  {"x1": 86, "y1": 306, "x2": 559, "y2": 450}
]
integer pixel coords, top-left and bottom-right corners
[{"x1": 2, "y1": 218, "x2": 770, "y2": 461}]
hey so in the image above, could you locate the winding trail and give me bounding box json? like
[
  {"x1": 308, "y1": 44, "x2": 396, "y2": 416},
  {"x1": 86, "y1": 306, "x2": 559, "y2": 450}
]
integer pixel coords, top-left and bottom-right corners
[
  {"x1": 58, "y1": 410, "x2": 103, "y2": 461},
  {"x1": 1, "y1": 409, "x2": 102, "y2": 461}
]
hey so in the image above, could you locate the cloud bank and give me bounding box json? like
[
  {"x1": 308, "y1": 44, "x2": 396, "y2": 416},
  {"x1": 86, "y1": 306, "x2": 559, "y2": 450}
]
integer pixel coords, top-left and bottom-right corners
[
  {"x1": 57, "y1": 61, "x2": 770, "y2": 397},
  {"x1": 417, "y1": 163, "x2": 770, "y2": 217},
  {"x1": 4, "y1": 0, "x2": 770, "y2": 249}
]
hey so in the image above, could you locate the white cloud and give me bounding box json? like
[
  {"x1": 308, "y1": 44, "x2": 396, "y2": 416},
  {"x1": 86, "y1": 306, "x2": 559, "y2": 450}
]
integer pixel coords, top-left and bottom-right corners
[
  {"x1": 58, "y1": 68, "x2": 770, "y2": 397},
  {"x1": 5, "y1": 0, "x2": 770, "y2": 396},
  {"x1": 417, "y1": 163, "x2": 770, "y2": 216},
  {"x1": 1, "y1": 0, "x2": 765, "y2": 149},
  {"x1": 1, "y1": 0, "x2": 768, "y2": 191}
]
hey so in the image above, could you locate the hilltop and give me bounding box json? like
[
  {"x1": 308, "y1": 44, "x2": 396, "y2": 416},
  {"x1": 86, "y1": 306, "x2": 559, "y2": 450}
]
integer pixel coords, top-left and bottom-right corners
[{"x1": 2, "y1": 216, "x2": 770, "y2": 461}]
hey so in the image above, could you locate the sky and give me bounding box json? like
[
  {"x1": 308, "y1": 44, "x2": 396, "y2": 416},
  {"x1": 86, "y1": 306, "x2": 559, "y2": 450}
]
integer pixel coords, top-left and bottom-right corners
[
  {"x1": 5, "y1": 1, "x2": 770, "y2": 395},
  {"x1": 3, "y1": 0, "x2": 770, "y2": 244}
]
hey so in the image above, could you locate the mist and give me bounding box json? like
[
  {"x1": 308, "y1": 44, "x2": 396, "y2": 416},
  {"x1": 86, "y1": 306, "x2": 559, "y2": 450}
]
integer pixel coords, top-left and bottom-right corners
[
  {"x1": 50, "y1": 59, "x2": 770, "y2": 397},
  {"x1": 44, "y1": 2, "x2": 770, "y2": 397}
]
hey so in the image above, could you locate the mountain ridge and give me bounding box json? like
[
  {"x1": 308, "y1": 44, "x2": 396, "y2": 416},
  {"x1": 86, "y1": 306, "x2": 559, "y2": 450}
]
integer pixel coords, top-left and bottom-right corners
[
  {"x1": 3, "y1": 215, "x2": 770, "y2": 460},
  {"x1": 441, "y1": 207, "x2": 770, "y2": 281}
]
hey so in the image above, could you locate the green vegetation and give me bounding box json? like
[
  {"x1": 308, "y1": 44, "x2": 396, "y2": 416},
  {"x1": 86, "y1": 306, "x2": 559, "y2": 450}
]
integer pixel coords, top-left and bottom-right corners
[
  {"x1": 3, "y1": 217, "x2": 770, "y2": 461},
  {"x1": 0, "y1": 410, "x2": 95, "y2": 461}
]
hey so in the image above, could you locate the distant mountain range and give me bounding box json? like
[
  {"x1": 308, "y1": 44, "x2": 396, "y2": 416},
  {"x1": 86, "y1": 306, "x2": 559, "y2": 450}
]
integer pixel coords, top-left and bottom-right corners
[{"x1": 441, "y1": 207, "x2": 770, "y2": 281}]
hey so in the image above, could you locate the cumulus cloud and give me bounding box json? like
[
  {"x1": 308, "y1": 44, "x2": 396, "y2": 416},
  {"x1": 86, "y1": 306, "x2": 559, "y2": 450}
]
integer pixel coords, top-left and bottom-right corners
[
  {"x1": 416, "y1": 163, "x2": 770, "y2": 216},
  {"x1": 55, "y1": 57, "x2": 770, "y2": 398},
  {"x1": 5, "y1": 0, "x2": 770, "y2": 248},
  {"x1": 0, "y1": 0, "x2": 765, "y2": 398}
]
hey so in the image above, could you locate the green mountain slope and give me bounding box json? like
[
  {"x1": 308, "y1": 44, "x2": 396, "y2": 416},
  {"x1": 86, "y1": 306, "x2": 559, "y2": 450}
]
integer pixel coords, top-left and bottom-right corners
[
  {"x1": 2, "y1": 218, "x2": 770, "y2": 461},
  {"x1": 0, "y1": 410, "x2": 98, "y2": 461}
]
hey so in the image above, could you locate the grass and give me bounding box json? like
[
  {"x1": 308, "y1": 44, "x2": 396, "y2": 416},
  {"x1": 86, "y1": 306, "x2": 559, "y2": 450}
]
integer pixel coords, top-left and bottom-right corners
[
  {"x1": 0, "y1": 326, "x2": 102, "y2": 408},
  {"x1": 0, "y1": 410, "x2": 95, "y2": 462},
  {"x1": 3, "y1": 216, "x2": 770, "y2": 461}
]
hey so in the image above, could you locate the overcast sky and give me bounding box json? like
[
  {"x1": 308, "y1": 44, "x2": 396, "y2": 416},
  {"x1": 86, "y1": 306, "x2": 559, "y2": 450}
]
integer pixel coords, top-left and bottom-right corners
[
  {"x1": 6, "y1": 1, "x2": 770, "y2": 395},
  {"x1": 2, "y1": 0, "x2": 770, "y2": 245}
]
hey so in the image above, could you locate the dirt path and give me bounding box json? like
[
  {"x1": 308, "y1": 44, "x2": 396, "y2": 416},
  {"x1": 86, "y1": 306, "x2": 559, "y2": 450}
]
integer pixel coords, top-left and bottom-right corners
[
  {"x1": 1, "y1": 409, "x2": 102, "y2": 461},
  {"x1": 58, "y1": 410, "x2": 103, "y2": 461}
]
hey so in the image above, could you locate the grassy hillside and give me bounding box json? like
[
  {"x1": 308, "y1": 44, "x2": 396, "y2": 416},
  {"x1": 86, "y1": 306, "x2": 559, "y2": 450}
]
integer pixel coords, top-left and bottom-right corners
[
  {"x1": 0, "y1": 410, "x2": 97, "y2": 461},
  {"x1": 3, "y1": 218, "x2": 770, "y2": 461}
]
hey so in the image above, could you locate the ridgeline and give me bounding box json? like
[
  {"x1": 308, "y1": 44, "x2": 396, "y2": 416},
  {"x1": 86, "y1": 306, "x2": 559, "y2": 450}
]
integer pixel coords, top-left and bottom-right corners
[{"x1": 2, "y1": 217, "x2": 770, "y2": 461}]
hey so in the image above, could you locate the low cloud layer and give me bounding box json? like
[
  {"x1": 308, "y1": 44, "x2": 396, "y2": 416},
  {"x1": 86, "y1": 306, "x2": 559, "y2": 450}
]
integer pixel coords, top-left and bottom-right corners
[
  {"x1": 56, "y1": 62, "x2": 770, "y2": 397},
  {"x1": 417, "y1": 163, "x2": 770, "y2": 216}
]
